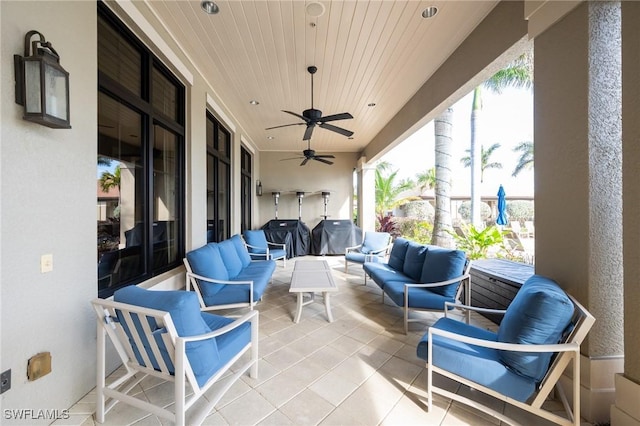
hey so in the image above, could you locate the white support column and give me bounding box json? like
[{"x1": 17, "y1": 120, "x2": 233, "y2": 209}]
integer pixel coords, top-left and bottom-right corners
[{"x1": 356, "y1": 157, "x2": 376, "y2": 232}]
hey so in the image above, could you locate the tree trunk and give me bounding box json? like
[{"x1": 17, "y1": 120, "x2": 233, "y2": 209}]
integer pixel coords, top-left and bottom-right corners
[
  {"x1": 470, "y1": 86, "x2": 483, "y2": 227},
  {"x1": 432, "y1": 108, "x2": 454, "y2": 248}
]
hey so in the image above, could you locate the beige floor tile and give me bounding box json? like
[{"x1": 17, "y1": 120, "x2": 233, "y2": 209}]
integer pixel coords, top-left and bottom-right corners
[
  {"x1": 380, "y1": 390, "x2": 449, "y2": 426},
  {"x1": 278, "y1": 389, "x2": 336, "y2": 425},
  {"x1": 217, "y1": 390, "x2": 276, "y2": 425},
  {"x1": 306, "y1": 345, "x2": 350, "y2": 371},
  {"x1": 257, "y1": 409, "x2": 296, "y2": 425},
  {"x1": 255, "y1": 369, "x2": 309, "y2": 407},
  {"x1": 308, "y1": 370, "x2": 359, "y2": 406}
]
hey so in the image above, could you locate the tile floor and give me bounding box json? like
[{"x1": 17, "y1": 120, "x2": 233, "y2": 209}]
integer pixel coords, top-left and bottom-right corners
[{"x1": 59, "y1": 255, "x2": 589, "y2": 426}]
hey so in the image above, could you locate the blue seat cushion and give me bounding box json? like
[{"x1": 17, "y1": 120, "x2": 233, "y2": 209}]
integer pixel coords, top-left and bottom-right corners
[
  {"x1": 363, "y1": 263, "x2": 415, "y2": 289},
  {"x1": 497, "y1": 275, "x2": 575, "y2": 382},
  {"x1": 203, "y1": 260, "x2": 275, "y2": 306},
  {"x1": 420, "y1": 248, "x2": 467, "y2": 298},
  {"x1": 361, "y1": 232, "x2": 390, "y2": 254},
  {"x1": 243, "y1": 230, "x2": 268, "y2": 254},
  {"x1": 230, "y1": 234, "x2": 252, "y2": 268},
  {"x1": 218, "y1": 239, "x2": 243, "y2": 279},
  {"x1": 387, "y1": 238, "x2": 410, "y2": 271},
  {"x1": 114, "y1": 286, "x2": 220, "y2": 388},
  {"x1": 384, "y1": 280, "x2": 454, "y2": 309},
  {"x1": 417, "y1": 318, "x2": 537, "y2": 402},
  {"x1": 346, "y1": 252, "x2": 385, "y2": 265},
  {"x1": 201, "y1": 313, "x2": 251, "y2": 380},
  {"x1": 402, "y1": 241, "x2": 429, "y2": 282},
  {"x1": 267, "y1": 248, "x2": 287, "y2": 260},
  {"x1": 186, "y1": 243, "x2": 229, "y2": 295}
]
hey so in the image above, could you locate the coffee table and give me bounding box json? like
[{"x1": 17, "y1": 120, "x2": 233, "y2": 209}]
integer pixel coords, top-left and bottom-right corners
[{"x1": 289, "y1": 260, "x2": 338, "y2": 323}]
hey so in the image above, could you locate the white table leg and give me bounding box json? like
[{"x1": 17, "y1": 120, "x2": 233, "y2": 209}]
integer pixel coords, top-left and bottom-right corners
[
  {"x1": 294, "y1": 293, "x2": 304, "y2": 323},
  {"x1": 324, "y1": 292, "x2": 333, "y2": 322}
]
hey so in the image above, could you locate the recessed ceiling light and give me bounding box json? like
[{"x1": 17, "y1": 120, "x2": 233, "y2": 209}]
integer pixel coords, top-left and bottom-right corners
[
  {"x1": 368, "y1": 103, "x2": 376, "y2": 107},
  {"x1": 306, "y1": 2, "x2": 325, "y2": 18},
  {"x1": 422, "y1": 6, "x2": 438, "y2": 19},
  {"x1": 201, "y1": 1, "x2": 220, "y2": 15},
  {"x1": 249, "y1": 100, "x2": 259, "y2": 105},
  {"x1": 267, "y1": 136, "x2": 274, "y2": 140}
]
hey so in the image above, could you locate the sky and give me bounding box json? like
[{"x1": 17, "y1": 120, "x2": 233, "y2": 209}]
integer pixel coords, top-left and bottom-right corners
[{"x1": 381, "y1": 86, "x2": 534, "y2": 198}]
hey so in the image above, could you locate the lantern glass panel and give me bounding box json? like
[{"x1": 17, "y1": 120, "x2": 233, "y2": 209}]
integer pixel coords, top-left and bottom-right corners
[
  {"x1": 44, "y1": 63, "x2": 68, "y2": 120},
  {"x1": 24, "y1": 60, "x2": 42, "y2": 113}
]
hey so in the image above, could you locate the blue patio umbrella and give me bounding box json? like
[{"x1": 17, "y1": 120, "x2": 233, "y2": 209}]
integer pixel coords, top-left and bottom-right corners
[{"x1": 496, "y1": 185, "x2": 508, "y2": 226}]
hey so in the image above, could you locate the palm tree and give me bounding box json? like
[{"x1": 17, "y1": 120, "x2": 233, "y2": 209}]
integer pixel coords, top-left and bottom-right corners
[
  {"x1": 469, "y1": 52, "x2": 532, "y2": 226},
  {"x1": 99, "y1": 165, "x2": 121, "y2": 193},
  {"x1": 374, "y1": 162, "x2": 415, "y2": 222},
  {"x1": 432, "y1": 108, "x2": 454, "y2": 248},
  {"x1": 415, "y1": 167, "x2": 436, "y2": 194},
  {"x1": 460, "y1": 143, "x2": 503, "y2": 183},
  {"x1": 512, "y1": 141, "x2": 534, "y2": 177}
]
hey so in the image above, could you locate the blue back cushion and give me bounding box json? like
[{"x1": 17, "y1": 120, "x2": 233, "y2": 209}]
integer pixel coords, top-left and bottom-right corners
[
  {"x1": 230, "y1": 234, "x2": 252, "y2": 268},
  {"x1": 243, "y1": 230, "x2": 267, "y2": 254},
  {"x1": 388, "y1": 238, "x2": 410, "y2": 271},
  {"x1": 361, "y1": 232, "x2": 390, "y2": 254},
  {"x1": 186, "y1": 243, "x2": 229, "y2": 288},
  {"x1": 497, "y1": 275, "x2": 575, "y2": 381},
  {"x1": 218, "y1": 239, "x2": 243, "y2": 278},
  {"x1": 420, "y1": 248, "x2": 467, "y2": 298},
  {"x1": 114, "y1": 286, "x2": 220, "y2": 387},
  {"x1": 402, "y1": 241, "x2": 429, "y2": 281}
]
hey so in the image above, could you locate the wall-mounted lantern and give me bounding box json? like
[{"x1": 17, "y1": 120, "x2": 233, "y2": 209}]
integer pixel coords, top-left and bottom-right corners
[
  {"x1": 14, "y1": 30, "x2": 71, "y2": 129},
  {"x1": 272, "y1": 192, "x2": 280, "y2": 219},
  {"x1": 256, "y1": 180, "x2": 263, "y2": 196}
]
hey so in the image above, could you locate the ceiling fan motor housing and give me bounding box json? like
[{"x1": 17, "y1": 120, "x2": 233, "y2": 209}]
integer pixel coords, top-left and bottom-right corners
[{"x1": 303, "y1": 108, "x2": 322, "y2": 120}]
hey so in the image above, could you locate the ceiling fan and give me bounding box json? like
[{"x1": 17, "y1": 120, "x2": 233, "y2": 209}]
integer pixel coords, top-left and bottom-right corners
[
  {"x1": 281, "y1": 140, "x2": 335, "y2": 166},
  {"x1": 266, "y1": 66, "x2": 354, "y2": 141}
]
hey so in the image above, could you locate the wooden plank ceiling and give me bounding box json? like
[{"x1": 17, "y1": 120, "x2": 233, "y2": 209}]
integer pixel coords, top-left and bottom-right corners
[{"x1": 144, "y1": 0, "x2": 498, "y2": 154}]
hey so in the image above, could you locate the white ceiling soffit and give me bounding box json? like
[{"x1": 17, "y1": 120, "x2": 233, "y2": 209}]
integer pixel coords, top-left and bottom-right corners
[{"x1": 144, "y1": 1, "x2": 499, "y2": 154}]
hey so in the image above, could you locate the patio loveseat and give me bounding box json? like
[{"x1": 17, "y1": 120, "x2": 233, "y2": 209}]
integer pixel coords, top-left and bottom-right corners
[
  {"x1": 184, "y1": 234, "x2": 276, "y2": 311},
  {"x1": 363, "y1": 238, "x2": 470, "y2": 333}
]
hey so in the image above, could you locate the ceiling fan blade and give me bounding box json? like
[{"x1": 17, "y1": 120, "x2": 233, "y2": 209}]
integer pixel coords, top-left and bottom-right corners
[
  {"x1": 265, "y1": 123, "x2": 304, "y2": 130},
  {"x1": 314, "y1": 154, "x2": 335, "y2": 159},
  {"x1": 320, "y1": 112, "x2": 353, "y2": 122},
  {"x1": 303, "y1": 125, "x2": 315, "y2": 141},
  {"x1": 300, "y1": 158, "x2": 310, "y2": 166},
  {"x1": 280, "y1": 156, "x2": 304, "y2": 161},
  {"x1": 313, "y1": 157, "x2": 334, "y2": 165},
  {"x1": 282, "y1": 110, "x2": 309, "y2": 122},
  {"x1": 319, "y1": 122, "x2": 354, "y2": 137}
]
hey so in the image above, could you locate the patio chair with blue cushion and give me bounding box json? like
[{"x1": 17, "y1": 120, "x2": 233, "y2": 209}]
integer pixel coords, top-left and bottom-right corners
[
  {"x1": 91, "y1": 286, "x2": 258, "y2": 426},
  {"x1": 417, "y1": 275, "x2": 595, "y2": 426},
  {"x1": 243, "y1": 229, "x2": 287, "y2": 267},
  {"x1": 344, "y1": 231, "x2": 392, "y2": 274}
]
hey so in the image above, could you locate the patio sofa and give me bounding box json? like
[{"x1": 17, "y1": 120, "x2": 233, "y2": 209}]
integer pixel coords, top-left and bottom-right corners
[
  {"x1": 184, "y1": 234, "x2": 276, "y2": 311},
  {"x1": 363, "y1": 238, "x2": 470, "y2": 333}
]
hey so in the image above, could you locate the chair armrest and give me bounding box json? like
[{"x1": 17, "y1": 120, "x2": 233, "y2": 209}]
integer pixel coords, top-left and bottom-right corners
[
  {"x1": 428, "y1": 327, "x2": 579, "y2": 354},
  {"x1": 179, "y1": 310, "x2": 258, "y2": 343},
  {"x1": 186, "y1": 271, "x2": 254, "y2": 286},
  {"x1": 244, "y1": 242, "x2": 268, "y2": 252},
  {"x1": 443, "y1": 301, "x2": 507, "y2": 318},
  {"x1": 367, "y1": 244, "x2": 392, "y2": 256},
  {"x1": 345, "y1": 244, "x2": 363, "y2": 253},
  {"x1": 266, "y1": 241, "x2": 286, "y2": 250},
  {"x1": 404, "y1": 273, "x2": 470, "y2": 289}
]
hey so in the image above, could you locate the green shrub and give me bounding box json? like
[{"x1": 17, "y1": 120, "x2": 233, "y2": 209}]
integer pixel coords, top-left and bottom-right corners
[
  {"x1": 400, "y1": 200, "x2": 434, "y2": 221},
  {"x1": 458, "y1": 201, "x2": 492, "y2": 222},
  {"x1": 396, "y1": 217, "x2": 433, "y2": 245},
  {"x1": 449, "y1": 223, "x2": 504, "y2": 260},
  {"x1": 506, "y1": 200, "x2": 534, "y2": 223}
]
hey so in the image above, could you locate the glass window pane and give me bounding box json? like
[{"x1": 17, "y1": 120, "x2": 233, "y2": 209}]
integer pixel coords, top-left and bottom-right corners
[
  {"x1": 153, "y1": 124, "x2": 180, "y2": 271},
  {"x1": 152, "y1": 67, "x2": 178, "y2": 120},
  {"x1": 218, "y1": 162, "x2": 229, "y2": 240},
  {"x1": 218, "y1": 127, "x2": 229, "y2": 157},
  {"x1": 98, "y1": 17, "x2": 141, "y2": 96},
  {"x1": 97, "y1": 93, "x2": 144, "y2": 292}
]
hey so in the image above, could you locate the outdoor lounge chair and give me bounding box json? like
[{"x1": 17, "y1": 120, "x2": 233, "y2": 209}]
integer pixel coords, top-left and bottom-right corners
[
  {"x1": 344, "y1": 231, "x2": 392, "y2": 273},
  {"x1": 91, "y1": 286, "x2": 258, "y2": 426},
  {"x1": 417, "y1": 275, "x2": 595, "y2": 426},
  {"x1": 243, "y1": 229, "x2": 287, "y2": 267}
]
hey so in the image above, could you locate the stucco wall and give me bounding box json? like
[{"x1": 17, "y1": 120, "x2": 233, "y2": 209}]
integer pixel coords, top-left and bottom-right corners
[{"x1": 0, "y1": 1, "x2": 97, "y2": 422}]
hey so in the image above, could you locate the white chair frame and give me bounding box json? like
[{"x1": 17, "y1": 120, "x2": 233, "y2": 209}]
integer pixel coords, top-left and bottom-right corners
[
  {"x1": 183, "y1": 258, "x2": 258, "y2": 312},
  {"x1": 426, "y1": 295, "x2": 595, "y2": 426},
  {"x1": 386, "y1": 260, "x2": 472, "y2": 334},
  {"x1": 344, "y1": 234, "x2": 392, "y2": 274},
  {"x1": 243, "y1": 240, "x2": 287, "y2": 267},
  {"x1": 91, "y1": 298, "x2": 259, "y2": 426}
]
